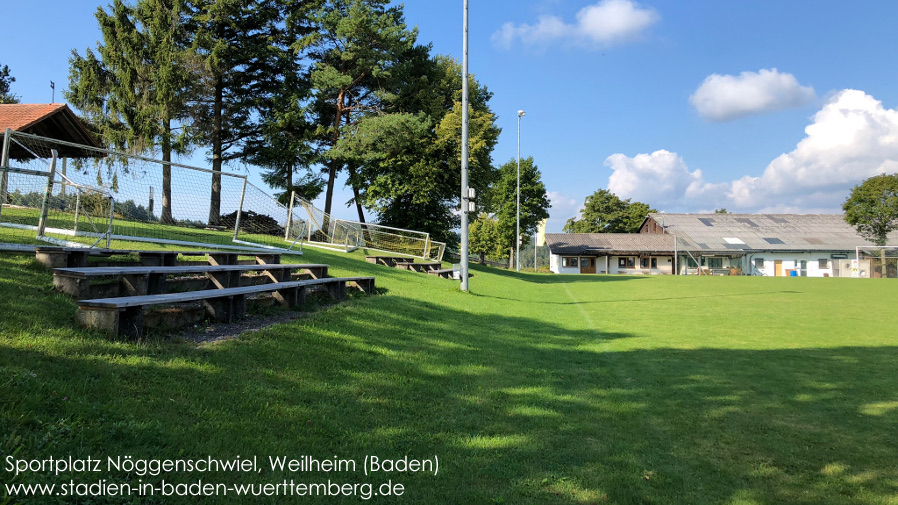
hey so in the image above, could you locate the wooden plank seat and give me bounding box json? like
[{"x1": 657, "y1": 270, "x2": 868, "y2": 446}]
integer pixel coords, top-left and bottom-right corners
[
  {"x1": 76, "y1": 276, "x2": 376, "y2": 337},
  {"x1": 395, "y1": 261, "x2": 442, "y2": 272},
  {"x1": 35, "y1": 247, "x2": 133, "y2": 269},
  {"x1": 54, "y1": 264, "x2": 329, "y2": 300},
  {"x1": 35, "y1": 246, "x2": 281, "y2": 269},
  {"x1": 427, "y1": 268, "x2": 460, "y2": 279},
  {"x1": 365, "y1": 256, "x2": 412, "y2": 267}
]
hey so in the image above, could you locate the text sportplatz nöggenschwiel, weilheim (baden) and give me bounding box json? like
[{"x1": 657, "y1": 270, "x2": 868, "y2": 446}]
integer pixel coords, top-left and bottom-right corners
[{"x1": 3, "y1": 454, "x2": 438, "y2": 499}]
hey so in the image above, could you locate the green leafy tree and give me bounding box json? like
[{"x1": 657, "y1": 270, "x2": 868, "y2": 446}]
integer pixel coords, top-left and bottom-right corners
[
  {"x1": 843, "y1": 174, "x2": 898, "y2": 246},
  {"x1": 715, "y1": 208, "x2": 728, "y2": 214},
  {"x1": 330, "y1": 55, "x2": 500, "y2": 244},
  {"x1": 468, "y1": 213, "x2": 502, "y2": 264},
  {"x1": 302, "y1": 0, "x2": 417, "y2": 221},
  {"x1": 0, "y1": 63, "x2": 18, "y2": 104},
  {"x1": 564, "y1": 189, "x2": 655, "y2": 233},
  {"x1": 67, "y1": 0, "x2": 196, "y2": 224},
  {"x1": 491, "y1": 156, "x2": 551, "y2": 267}
]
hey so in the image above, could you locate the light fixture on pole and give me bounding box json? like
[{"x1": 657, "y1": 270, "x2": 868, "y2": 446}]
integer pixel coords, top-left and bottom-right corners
[
  {"x1": 460, "y1": 0, "x2": 471, "y2": 291},
  {"x1": 516, "y1": 109, "x2": 525, "y2": 272}
]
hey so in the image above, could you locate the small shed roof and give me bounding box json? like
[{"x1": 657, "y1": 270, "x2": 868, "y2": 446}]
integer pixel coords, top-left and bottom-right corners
[
  {"x1": 0, "y1": 103, "x2": 104, "y2": 159},
  {"x1": 644, "y1": 213, "x2": 895, "y2": 252},
  {"x1": 546, "y1": 233, "x2": 676, "y2": 255}
]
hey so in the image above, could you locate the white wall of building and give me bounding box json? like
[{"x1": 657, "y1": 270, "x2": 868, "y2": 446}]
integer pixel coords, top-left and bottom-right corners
[
  {"x1": 746, "y1": 252, "x2": 848, "y2": 277},
  {"x1": 550, "y1": 254, "x2": 673, "y2": 274},
  {"x1": 550, "y1": 254, "x2": 580, "y2": 274},
  {"x1": 608, "y1": 256, "x2": 673, "y2": 275}
]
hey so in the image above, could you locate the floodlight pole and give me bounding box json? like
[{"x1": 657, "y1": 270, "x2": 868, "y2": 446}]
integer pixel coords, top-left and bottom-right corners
[
  {"x1": 460, "y1": 0, "x2": 470, "y2": 291},
  {"x1": 516, "y1": 110, "x2": 525, "y2": 272}
]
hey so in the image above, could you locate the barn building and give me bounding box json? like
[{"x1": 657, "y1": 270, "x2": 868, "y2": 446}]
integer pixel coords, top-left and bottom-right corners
[{"x1": 547, "y1": 213, "x2": 898, "y2": 277}]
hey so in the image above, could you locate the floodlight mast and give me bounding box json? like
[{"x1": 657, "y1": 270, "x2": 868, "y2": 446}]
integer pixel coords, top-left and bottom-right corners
[
  {"x1": 516, "y1": 110, "x2": 525, "y2": 272},
  {"x1": 460, "y1": 0, "x2": 470, "y2": 291}
]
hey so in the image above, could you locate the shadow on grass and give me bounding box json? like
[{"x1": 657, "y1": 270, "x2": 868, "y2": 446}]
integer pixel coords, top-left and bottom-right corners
[
  {"x1": 470, "y1": 262, "x2": 654, "y2": 285},
  {"x1": 3, "y1": 279, "x2": 898, "y2": 504},
  {"x1": 474, "y1": 288, "x2": 807, "y2": 305}
]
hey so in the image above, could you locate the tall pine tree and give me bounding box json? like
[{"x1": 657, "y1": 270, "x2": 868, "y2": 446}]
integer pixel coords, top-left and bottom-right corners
[
  {"x1": 186, "y1": 0, "x2": 284, "y2": 224},
  {"x1": 301, "y1": 0, "x2": 416, "y2": 222},
  {"x1": 67, "y1": 0, "x2": 195, "y2": 223}
]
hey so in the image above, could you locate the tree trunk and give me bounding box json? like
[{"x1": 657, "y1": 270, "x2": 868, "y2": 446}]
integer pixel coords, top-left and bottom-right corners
[
  {"x1": 509, "y1": 247, "x2": 514, "y2": 269},
  {"x1": 346, "y1": 164, "x2": 365, "y2": 224},
  {"x1": 160, "y1": 117, "x2": 173, "y2": 224},
  {"x1": 323, "y1": 89, "x2": 345, "y2": 218},
  {"x1": 208, "y1": 74, "x2": 223, "y2": 225},
  {"x1": 479, "y1": 252, "x2": 485, "y2": 265}
]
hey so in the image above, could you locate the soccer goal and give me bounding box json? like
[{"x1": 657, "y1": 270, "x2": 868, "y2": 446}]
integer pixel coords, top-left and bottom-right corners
[
  {"x1": 1, "y1": 129, "x2": 300, "y2": 252},
  {"x1": 856, "y1": 246, "x2": 898, "y2": 278},
  {"x1": 288, "y1": 194, "x2": 446, "y2": 261}
]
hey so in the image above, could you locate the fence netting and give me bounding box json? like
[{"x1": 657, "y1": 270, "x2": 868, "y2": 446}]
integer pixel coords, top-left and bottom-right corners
[
  {"x1": 290, "y1": 194, "x2": 445, "y2": 261},
  {"x1": 2, "y1": 130, "x2": 442, "y2": 259}
]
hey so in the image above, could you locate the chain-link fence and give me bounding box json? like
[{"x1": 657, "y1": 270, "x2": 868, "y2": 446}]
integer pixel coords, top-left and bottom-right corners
[{"x1": 0, "y1": 129, "x2": 298, "y2": 252}]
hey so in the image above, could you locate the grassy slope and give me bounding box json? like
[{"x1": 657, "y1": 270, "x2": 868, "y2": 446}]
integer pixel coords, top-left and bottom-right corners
[{"x1": 1, "y1": 244, "x2": 898, "y2": 504}]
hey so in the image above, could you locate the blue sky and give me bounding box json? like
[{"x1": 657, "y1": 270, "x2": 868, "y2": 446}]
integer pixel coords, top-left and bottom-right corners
[{"x1": 3, "y1": 0, "x2": 898, "y2": 232}]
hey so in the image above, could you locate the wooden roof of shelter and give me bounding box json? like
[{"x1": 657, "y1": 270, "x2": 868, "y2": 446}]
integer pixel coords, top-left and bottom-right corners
[{"x1": 0, "y1": 103, "x2": 104, "y2": 160}]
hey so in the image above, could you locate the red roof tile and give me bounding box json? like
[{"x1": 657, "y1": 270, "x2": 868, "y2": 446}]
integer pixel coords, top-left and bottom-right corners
[{"x1": 0, "y1": 103, "x2": 69, "y2": 131}]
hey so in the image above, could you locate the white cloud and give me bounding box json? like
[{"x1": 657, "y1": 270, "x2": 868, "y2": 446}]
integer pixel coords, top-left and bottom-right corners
[
  {"x1": 546, "y1": 191, "x2": 583, "y2": 231},
  {"x1": 690, "y1": 69, "x2": 816, "y2": 121},
  {"x1": 605, "y1": 150, "x2": 728, "y2": 210},
  {"x1": 728, "y1": 89, "x2": 898, "y2": 209},
  {"x1": 604, "y1": 90, "x2": 898, "y2": 213},
  {"x1": 492, "y1": 0, "x2": 658, "y2": 50}
]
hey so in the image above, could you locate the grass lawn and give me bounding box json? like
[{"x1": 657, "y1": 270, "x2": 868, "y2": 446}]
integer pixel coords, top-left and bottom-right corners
[{"x1": 1, "y1": 239, "x2": 897, "y2": 504}]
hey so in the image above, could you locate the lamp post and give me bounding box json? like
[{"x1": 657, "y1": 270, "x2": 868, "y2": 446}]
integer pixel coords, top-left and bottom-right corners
[
  {"x1": 460, "y1": 0, "x2": 470, "y2": 291},
  {"x1": 516, "y1": 109, "x2": 525, "y2": 272}
]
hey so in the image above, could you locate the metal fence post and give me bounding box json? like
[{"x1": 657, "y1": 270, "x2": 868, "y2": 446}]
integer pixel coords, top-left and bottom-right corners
[
  {"x1": 37, "y1": 149, "x2": 58, "y2": 238},
  {"x1": 73, "y1": 192, "x2": 81, "y2": 233},
  {"x1": 233, "y1": 177, "x2": 248, "y2": 241},
  {"x1": 106, "y1": 196, "x2": 114, "y2": 248},
  {"x1": 285, "y1": 190, "x2": 295, "y2": 241},
  {"x1": 0, "y1": 128, "x2": 11, "y2": 219}
]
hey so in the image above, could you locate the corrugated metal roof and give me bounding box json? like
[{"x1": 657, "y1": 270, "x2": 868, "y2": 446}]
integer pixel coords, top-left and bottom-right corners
[
  {"x1": 546, "y1": 233, "x2": 676, "y2": 255},
  {"x1": 647, "y1": 213, "x2": 897, "y2": 252}
]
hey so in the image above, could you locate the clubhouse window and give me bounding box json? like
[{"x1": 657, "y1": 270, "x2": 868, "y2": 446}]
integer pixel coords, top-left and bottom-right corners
[
  {"x1": 818, "y1": 259, "x2": 829, "y2": 269},
  {"x1": 562, "y1": 257, "x2": 579, "y2": 268},
  {"x1": 618, "y1": 257, "x2": 635, "y2": 268}
]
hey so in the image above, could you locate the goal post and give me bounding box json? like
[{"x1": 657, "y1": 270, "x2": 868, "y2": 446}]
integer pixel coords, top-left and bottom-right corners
[
  {"x1": 289, "y1": 194, "x2": 445, "y2": 261},
  {"x1": 0, "y1": 130, "x2": 300, "y2": 253},
  {"x1": 855, "y1": 246, "x2": 898, "y2": 278}
]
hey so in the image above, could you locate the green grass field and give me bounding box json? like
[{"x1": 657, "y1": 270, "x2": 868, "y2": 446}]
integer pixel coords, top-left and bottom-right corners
[{"x1": 1, "y1": 238, "x2": 897, "y2": 504}]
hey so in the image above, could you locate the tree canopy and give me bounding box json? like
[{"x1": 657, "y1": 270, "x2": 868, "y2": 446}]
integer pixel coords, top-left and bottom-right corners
[
  {"x1": 843, "y1": 174, "x2": 898, "y2": 246},
  {"x1": 490, "y1": 156, "x2": 551, "y2": 263},
  {"x1": 0, "y1": 63, "x2": 18, "y2": 104},
  {"x1": 63, "y1": 0, "x2": 502, "y2": 240},
  {"x1": 67, "y1": 0, "x2": 197, "y2": 223},
  {"x1": 468, "y1": 213, "x2": 502, "y2": 264},
  {"x1": 564, "y1": 189, "x2": 655, "y2": 233},
  {"x1": 329, "y1": 55, "x2": 500, "y2": 244}
]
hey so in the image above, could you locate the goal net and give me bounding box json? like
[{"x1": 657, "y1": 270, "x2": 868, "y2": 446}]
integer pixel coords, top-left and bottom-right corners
[
  {"x1": 289, "y1": 194, "x2": 445, "y2": 261},
  {"x1": 855, "y1": 246, "x2": 898, "y2": 278},
  {"x1": 1, "y1": 130, "x2": 299, "y2": 252}
]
